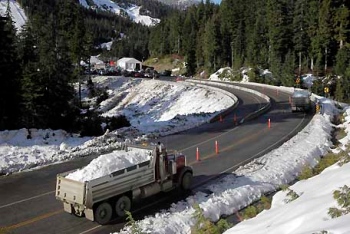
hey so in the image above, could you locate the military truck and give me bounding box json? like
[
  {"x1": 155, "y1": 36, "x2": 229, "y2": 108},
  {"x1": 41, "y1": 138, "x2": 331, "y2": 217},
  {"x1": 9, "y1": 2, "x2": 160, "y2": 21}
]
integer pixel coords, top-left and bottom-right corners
[{"x1": 56, "y1": 145, "x2": 193, "y2": 224}]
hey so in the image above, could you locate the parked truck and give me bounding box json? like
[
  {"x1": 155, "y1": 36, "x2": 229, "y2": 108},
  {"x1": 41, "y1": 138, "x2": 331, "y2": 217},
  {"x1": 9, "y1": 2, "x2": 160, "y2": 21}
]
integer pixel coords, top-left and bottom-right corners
[
  {"x1": 291, "y1": 89, "x2": 312, "y2": 112},
  {"x1": 56, "y1": 145, "x2": 193, "y2": 224}
]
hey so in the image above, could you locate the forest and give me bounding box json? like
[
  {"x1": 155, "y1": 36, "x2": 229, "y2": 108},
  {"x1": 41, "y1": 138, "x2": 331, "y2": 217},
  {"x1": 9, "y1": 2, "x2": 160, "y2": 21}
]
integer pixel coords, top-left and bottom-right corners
[
  {"x1": 148, "y1": 0, "x2": 350, "y2": 98},
  {"x1": 0, "y1": 0, "x2": 349, "y2": 132}
]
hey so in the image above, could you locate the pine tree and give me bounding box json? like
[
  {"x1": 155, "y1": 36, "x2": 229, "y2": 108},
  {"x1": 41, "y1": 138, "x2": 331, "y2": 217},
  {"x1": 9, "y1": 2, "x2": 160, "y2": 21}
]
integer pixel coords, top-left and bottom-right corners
[
  {"x1": 17, "y1": 21, "x2": 44, "y2": 127},
  {"x1": 203, "y1": 14, "x2": 221, "y2": 73},
  {"x1": 333, "y1": 0, "x2": 349, "y2": 49},
  {"x1": 293, "y1": 0, "x2": 310, "y2": 75},
  {"x1": 306, "y1": 0, "x2": 321, "y2": 72},
  {"x1": 245, "y1": 0, "x2": 268, "y2": 68},
  {"x1": 318, "y1": 0, "x2": 333, "y2": 75},
  {"x1": 0, "y1": 2, "x2": 21, "y2": 130},
  {"x1": 266, "y1": 0, "x2": 293, "y2": 62}
]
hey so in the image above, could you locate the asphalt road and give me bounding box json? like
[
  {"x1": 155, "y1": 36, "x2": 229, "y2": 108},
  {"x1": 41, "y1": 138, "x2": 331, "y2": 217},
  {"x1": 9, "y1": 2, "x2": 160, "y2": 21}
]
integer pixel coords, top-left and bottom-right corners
[{"x1": 0, "y1": 81, "x2": 312, "y2": 234}]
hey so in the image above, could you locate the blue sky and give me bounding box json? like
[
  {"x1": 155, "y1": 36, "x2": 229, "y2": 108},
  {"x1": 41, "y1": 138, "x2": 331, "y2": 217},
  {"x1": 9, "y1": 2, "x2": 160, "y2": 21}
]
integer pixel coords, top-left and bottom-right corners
[{"x1": 212, "y1": 0, "x2": 221, "y2": 3}]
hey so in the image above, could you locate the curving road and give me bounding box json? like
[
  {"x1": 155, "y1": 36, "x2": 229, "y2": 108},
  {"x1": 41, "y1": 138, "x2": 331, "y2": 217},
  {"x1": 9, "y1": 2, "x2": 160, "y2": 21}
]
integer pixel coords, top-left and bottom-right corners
[{"x1": 0, "y1": 81, "x2": 313, "y2": 234}]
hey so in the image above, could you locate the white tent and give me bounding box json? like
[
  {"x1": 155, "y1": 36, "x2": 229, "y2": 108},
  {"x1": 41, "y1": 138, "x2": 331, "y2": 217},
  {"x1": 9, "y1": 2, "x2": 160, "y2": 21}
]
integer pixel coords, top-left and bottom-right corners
[{"x1": 117, "y1": 57, "x2": 142, "y2": 71}]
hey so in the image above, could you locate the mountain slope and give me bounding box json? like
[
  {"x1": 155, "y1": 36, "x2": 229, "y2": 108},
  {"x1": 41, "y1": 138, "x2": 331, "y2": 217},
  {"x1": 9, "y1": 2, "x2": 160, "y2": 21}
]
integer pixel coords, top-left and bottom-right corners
[
  {"x1": 79, "y1": 0, "x2": 160, "y2": 26},
  {"x1": 0, "y1": 0, "x2": 27, "y2": 30}
]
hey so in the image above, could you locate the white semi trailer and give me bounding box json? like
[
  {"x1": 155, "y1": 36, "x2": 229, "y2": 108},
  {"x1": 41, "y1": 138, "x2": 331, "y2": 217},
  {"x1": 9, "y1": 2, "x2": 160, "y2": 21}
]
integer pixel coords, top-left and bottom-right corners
[{"x1": 56, "y1": 145, "x2": 193, "y2": 224}]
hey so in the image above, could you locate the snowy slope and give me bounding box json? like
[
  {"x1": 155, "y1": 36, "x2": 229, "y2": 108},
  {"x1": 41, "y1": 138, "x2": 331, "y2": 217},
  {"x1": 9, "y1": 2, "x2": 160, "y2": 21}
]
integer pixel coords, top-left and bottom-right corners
[
  {"x1": 0, "y1": 0, "x2": 27, "y2": 31},
  {"x1": 79, "y1": 0, "x2": 160, "y2": 26},
  {"x1": 0, "y1": 0, "x2": 159, "y2": 30}
]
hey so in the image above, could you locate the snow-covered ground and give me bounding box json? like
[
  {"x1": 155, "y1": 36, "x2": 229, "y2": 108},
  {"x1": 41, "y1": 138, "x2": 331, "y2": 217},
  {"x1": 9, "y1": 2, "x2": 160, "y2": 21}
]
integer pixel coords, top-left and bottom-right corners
[
  {"x1": 0, "y1": 0, "x2": 27, "y2": 31},
  {"x1": 0, "y1": 77, "x2": 234, "y2": 175},
  {"x1": 0, "y1": 0, "x2": 159, "y2": 29},
  {"x1": 1, "y1": 71, "x2": 350, "y2": 233},
  {"x1": 79, "y1": 0, "x2": 160, "y2": 26}
]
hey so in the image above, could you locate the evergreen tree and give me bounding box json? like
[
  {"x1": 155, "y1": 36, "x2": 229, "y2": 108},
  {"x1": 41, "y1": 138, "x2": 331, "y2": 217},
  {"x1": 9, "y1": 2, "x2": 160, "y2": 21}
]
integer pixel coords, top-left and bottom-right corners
[
  {"x1": 293, "y1": 0, "x2": 310, "y2": 75},
  {"x1": 245, "y1": 0, "x2": 268, "y2": 68},
  {"x1": 306, "y1": 0, "x2": 321, "y2": 72},
  {"x1": 203, "y1": 14, "x2": 221, "y2": 73},
  {"x1": 333, "y1": 0, "x2": 349, "y2": 49},
  {"x1": 318, "y1": 0, "x2": 333, "y2": 75},
  {"x1": 17, "y1": 21, "x2": 43, "y2": 128},
  {"x1": 266, "y1": 0, "x2": 293, "y2": 68},
  {"x1": 0, "y1": 2, "x2": 21, "y2": 130}
]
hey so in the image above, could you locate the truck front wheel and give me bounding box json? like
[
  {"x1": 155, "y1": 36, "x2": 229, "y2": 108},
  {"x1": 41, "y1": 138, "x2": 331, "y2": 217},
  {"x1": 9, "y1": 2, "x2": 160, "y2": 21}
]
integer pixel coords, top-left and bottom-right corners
[
  {"x1": 115, "y1": 195, "x2": 131, "y2": 217},
  {"x1": 180, "y1": 171, "x2": 192, "y2": 191},
  {"x1": 94, "y1": 202, "x2": 113, "y2": 225}
]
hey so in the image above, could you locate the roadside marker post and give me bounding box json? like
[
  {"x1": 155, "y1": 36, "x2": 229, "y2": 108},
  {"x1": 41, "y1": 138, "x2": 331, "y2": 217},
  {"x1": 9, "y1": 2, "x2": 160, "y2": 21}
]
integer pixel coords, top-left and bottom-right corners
[
  {"x1": 234, "y1": 114, "x2": 237, "y2": 125},
  {"x1": 196, "y1": 147, "x2": 200, "y2": 161},
  {"x1": 215, "y1": 140, "x2": 219, "y2": 154},
  {"x1": 268, "y1": 118, "x2": 271, "y2": 128}
]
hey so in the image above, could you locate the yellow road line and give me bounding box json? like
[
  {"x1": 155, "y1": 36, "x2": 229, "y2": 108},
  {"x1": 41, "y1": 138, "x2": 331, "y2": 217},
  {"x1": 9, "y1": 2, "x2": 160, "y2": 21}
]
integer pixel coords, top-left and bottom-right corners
[{"x1": 3, "y1": 209, "x2": 63, "y2": 230}]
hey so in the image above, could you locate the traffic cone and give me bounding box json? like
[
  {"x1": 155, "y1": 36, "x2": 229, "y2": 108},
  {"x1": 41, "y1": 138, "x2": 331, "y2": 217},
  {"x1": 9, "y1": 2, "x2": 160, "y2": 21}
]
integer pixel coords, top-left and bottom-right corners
[{"x1": 215, "y1": 140, "x2": 219, "y2": 154}]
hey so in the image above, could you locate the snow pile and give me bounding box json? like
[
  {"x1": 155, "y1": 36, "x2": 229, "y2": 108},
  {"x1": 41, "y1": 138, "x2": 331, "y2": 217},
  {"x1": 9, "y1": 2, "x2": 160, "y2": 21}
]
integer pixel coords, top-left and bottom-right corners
[
  {"x1": 225, "y1": 161, "x2": 350, "y2": 234},
  {"x1": 66, "y1": 146, "x2": 153, "y2": 182},
  {"x1": 0, "y1": 129, "x2": 92, "y2": 174},
  {"x1": 302, "y1": 73, "x2": 318, "y2": 89},
  {"x1": 208, "y1": 67, "x2": 234, "y2": 81},
  {"x1": 99, "y1": 78, "x2": 235, "y2": 137},
  {"x1": 225, "y1": 106, "x2": 350, "y2": 234}
]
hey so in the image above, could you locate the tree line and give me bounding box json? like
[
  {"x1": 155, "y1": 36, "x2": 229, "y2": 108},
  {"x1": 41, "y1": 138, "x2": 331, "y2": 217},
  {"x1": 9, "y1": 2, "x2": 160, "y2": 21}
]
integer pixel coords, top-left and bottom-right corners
[
  {"x1": 147, "y1": 0, "x2": 350, "y2": 101},
  {"x1": 1, "y1": 0, "x2": 350, "y2": 132},
  {"x1": 0, "y1": 0, "x2": 156, "y2": 132}
]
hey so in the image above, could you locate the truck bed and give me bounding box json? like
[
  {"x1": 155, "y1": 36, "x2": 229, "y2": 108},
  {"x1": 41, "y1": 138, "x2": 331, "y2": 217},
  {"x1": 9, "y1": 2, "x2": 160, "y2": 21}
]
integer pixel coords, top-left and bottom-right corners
[{"x1": 56, "y1": 150, "x2": 157, "y2": 208}]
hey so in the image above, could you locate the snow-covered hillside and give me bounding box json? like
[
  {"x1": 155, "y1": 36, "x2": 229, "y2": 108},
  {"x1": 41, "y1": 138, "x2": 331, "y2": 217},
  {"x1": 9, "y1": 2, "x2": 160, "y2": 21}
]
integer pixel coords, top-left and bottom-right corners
[
  {"x1": 79, "y1": 0, "x2": 160, "y2": 26},
  {"x1": 0, "y1": 0, "x2": 159, "y2": 29},
  {"x1": 0, "y1": 0, "x2": 27, "y2": 31}
]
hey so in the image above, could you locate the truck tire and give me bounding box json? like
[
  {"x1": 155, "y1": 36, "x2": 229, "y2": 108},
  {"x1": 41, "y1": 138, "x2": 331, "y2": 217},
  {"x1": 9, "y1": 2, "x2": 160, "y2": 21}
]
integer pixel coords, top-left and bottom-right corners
[
  {"x1": 94, "y1": 202, "x2": 113, "y2": 225},
  {"x1": 180, "y1": 171, "x2": 192, "y2": 191},
  {"x1": 115, "y1": 195, "x2": 131, "y2": 217}
]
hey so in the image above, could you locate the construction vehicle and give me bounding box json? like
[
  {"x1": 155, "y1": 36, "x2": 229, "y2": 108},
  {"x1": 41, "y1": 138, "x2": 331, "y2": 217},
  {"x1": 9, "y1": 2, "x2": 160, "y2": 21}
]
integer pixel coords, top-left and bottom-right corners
[
  {"x1": 291, "y1": 89, "x2": 312, "y2": 112},
  {"x1": 55, "y1": 145, "x2": 193, "y2": 224}
]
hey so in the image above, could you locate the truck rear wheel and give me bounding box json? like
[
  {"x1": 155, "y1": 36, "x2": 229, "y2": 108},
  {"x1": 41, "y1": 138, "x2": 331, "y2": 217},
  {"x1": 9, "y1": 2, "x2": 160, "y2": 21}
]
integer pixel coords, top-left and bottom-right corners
[
  {"x1": 180, "y1": 171, "x2": 192, "y2": 191},
  {"x1": 94, "y1": 202, "x2": 113, "y2": 225},
  {"x1": 115, "y1": 195, "x2": 131, "y2": 217}
]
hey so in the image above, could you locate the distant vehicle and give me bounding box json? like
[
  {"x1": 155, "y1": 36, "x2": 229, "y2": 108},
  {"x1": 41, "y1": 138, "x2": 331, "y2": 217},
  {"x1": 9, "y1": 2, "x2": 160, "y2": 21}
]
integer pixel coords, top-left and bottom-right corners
[
  {"x1": 56, "y1": 145, "x2": 193, "y2": 225},
  {"x1": 291, "y1": 90, "x2": 312, "y2": 112}
]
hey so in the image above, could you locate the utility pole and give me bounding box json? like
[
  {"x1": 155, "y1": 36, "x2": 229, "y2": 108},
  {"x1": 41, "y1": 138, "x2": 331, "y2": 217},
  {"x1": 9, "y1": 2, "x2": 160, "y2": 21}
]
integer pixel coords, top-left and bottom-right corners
[
  {"x1": 299, "y1": 51, "x2": 302, "y2": 77},
  {"x1": 324, "y1": 47, "x2": 328, "y2": 75},
  {"x1": 231, "y1": 41, "x2": 234, "y2": 69}
]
